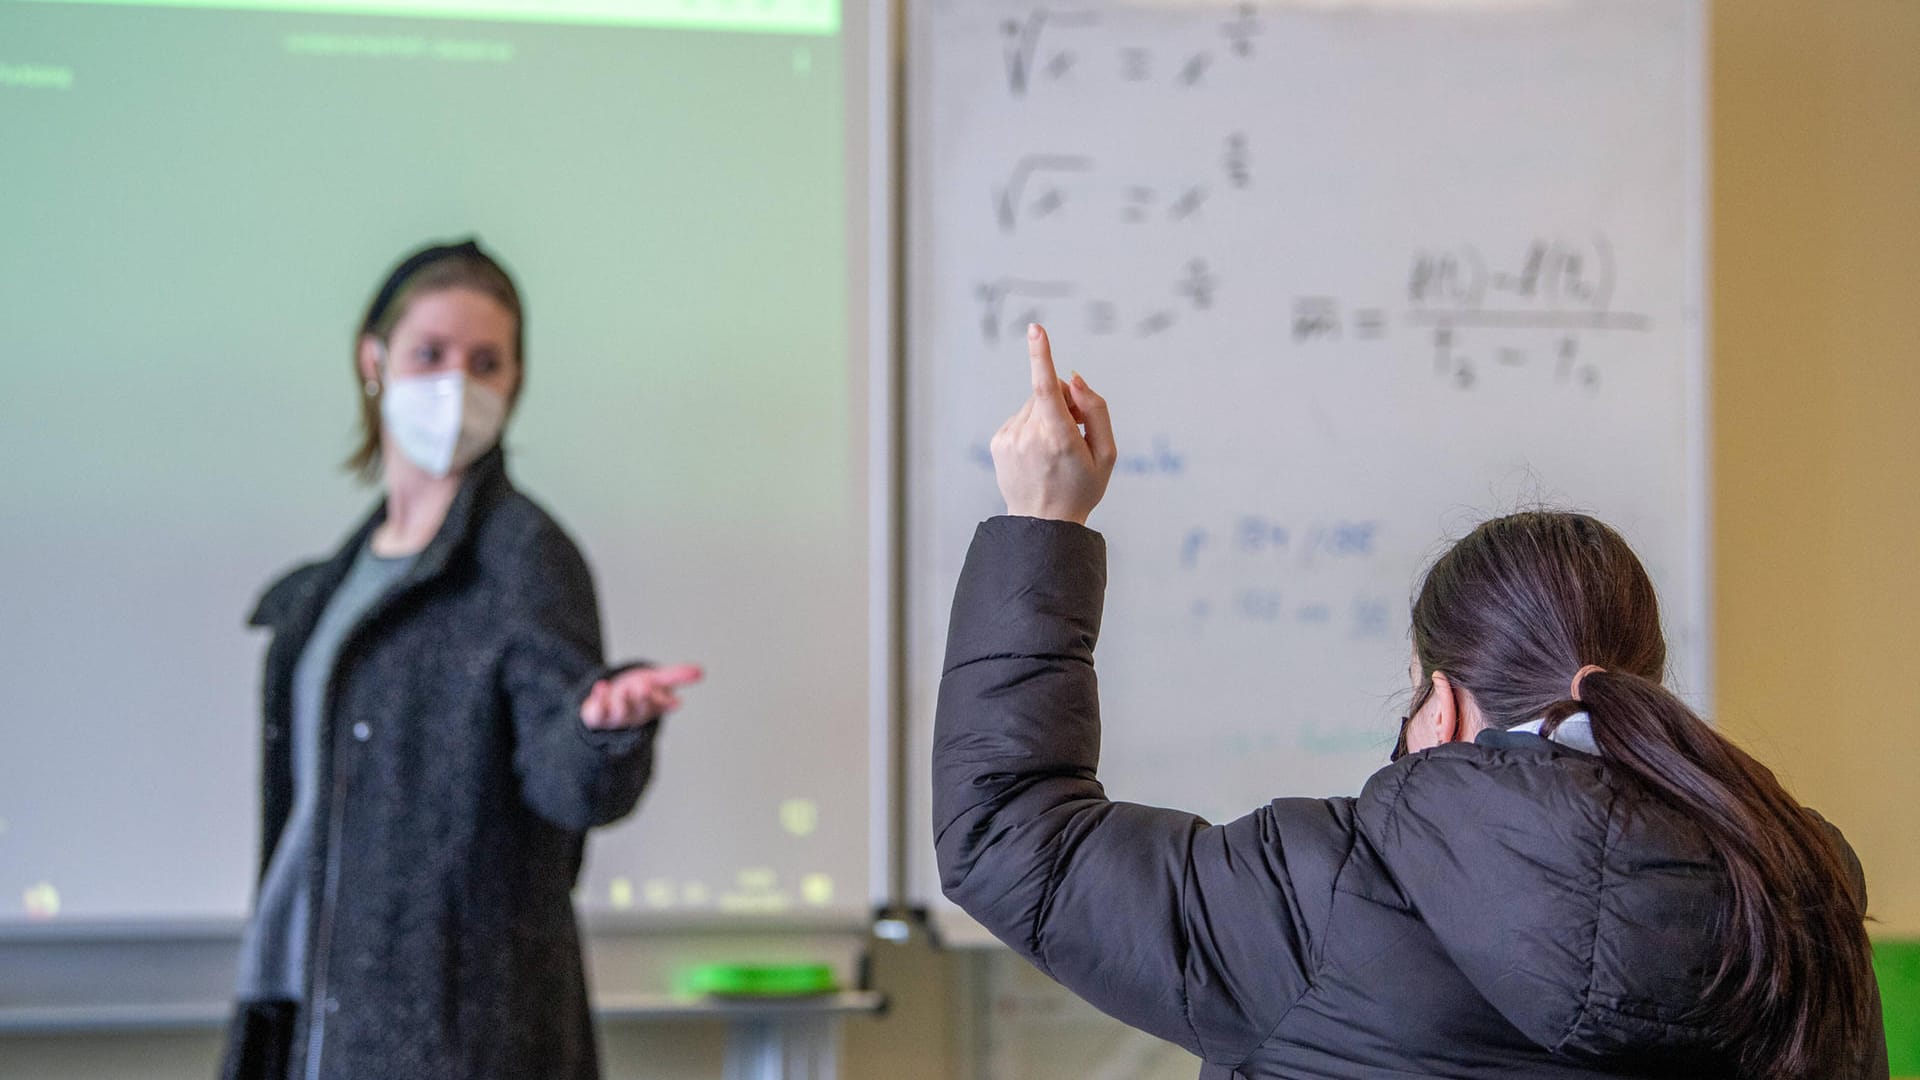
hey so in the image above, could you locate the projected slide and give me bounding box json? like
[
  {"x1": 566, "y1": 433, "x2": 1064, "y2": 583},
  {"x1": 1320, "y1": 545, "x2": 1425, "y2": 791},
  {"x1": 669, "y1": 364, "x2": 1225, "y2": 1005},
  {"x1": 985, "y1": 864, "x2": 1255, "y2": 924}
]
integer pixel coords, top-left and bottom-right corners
[
  {"x1": 0, "y1": 0, "x2": 871, "y2": 925},
  {"x1": 10, "y1": 0, "x2": 835, "y2": 31}
]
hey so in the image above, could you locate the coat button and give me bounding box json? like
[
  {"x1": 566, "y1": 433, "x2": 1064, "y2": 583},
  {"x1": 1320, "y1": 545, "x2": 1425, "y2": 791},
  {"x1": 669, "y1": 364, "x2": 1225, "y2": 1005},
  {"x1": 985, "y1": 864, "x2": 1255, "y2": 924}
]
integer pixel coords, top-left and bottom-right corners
[
  {"x1": 324, "y1": 997, "x2": 341, "y2": 1014},
  {"x1": 352, "y1": 722, "x2": 372, "y2": 742}
]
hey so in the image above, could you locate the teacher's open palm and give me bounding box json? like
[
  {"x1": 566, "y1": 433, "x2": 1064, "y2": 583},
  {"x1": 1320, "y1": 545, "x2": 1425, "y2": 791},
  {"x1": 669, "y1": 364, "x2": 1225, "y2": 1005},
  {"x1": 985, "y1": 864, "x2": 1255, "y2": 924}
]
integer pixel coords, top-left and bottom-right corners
[{"x1": 580, "y1": 664, "x2": 704, "y2": 729}]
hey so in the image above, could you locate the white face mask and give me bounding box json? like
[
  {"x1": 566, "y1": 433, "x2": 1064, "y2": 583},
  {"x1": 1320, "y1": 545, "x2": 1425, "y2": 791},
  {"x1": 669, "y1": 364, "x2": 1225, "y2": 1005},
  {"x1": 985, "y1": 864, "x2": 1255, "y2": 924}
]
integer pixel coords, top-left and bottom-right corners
[{"x1": 378, "y1": 370, "x2": 508, "y2": 478}]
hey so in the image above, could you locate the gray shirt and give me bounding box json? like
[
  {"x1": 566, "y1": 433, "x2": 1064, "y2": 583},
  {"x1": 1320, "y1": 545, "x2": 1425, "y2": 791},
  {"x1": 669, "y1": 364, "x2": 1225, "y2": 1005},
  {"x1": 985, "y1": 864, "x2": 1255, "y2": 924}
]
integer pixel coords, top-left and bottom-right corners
[{"x1": 236, "y1": 543, "x2": 414, "y2": 1001}]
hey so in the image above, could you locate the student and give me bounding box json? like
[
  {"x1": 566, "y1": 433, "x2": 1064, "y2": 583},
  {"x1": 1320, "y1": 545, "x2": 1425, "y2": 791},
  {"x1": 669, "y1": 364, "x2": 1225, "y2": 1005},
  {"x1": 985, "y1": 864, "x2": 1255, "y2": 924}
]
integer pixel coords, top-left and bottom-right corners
[
  {"x1": 221, "y1": 240, "x2": 703, "y2": 1080},
  {"x1": 933, "y1": 324, "x2": 1886, "y2": 1080}
]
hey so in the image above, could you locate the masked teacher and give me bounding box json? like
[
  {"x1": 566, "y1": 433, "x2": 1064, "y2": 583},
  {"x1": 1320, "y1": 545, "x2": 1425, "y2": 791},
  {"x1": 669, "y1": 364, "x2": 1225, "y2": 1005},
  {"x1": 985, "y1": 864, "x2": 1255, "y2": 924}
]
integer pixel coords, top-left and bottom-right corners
[{"x1": 221, "y1": 239, "x2": 703, "y2": 1080}]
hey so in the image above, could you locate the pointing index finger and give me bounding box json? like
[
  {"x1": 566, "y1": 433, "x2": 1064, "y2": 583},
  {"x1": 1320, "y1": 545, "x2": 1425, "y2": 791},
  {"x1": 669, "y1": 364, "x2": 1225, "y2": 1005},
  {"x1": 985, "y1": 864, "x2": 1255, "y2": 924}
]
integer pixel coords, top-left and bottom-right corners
[{"x1": 1027, "y1": 323, "x2": 1061, "y2": 398}]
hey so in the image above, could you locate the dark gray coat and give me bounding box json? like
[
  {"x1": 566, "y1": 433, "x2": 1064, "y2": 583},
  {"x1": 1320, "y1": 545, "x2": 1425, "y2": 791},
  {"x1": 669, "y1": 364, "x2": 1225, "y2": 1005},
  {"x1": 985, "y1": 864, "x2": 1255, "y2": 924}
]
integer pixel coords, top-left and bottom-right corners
[
  {"x1": 934, "y1": 517, "x2": 1887, "y2": 1080},
  {"x1": 220, "y1": 448, "x2": 655, "y2": 1080}
]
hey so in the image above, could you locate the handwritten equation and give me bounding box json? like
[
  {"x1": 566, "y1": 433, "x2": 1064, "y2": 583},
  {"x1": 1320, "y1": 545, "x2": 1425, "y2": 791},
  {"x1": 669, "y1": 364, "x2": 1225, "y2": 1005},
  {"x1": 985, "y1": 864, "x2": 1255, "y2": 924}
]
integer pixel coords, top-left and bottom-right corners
[
  {"x1": 1000, "y1": 5, "x2": 1263, "y2": 96},
  {"x1": 1179, "y1": 515, "x2": 1382, "y2": 571},
  {"x1": 994, "y1": 138, "x2": 1251, "y2": 232},
  {"x1": 1167, "y1": 515, "x2": 1394, "y2": 639},
  {"x1": 1186, "y1": 590, "x2": 1395, "y2": 638},
  {"x1": 1287, "y1": 236, "x2": 1652, "y2": 392},
  {"x1": 974, "y1": 258, "x2": 1218, "y2": 344}
]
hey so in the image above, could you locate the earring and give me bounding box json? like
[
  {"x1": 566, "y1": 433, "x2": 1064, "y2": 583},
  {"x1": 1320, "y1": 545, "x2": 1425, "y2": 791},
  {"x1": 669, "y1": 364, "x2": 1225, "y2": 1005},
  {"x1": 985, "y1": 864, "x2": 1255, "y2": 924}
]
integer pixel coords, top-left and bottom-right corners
[{"x1": 364, "y1": 379, "x2": 380, "y2": 398}]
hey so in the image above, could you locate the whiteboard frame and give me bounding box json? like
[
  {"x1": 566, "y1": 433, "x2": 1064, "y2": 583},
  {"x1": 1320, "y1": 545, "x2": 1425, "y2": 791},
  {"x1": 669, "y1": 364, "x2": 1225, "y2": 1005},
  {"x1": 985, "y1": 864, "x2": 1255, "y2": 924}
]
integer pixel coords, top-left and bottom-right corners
[
  {"x1": 1682, "y1": 0, "x2": 1714, "y2": 712},
  {"x1": 867, "y1": 0, "x2": 908, "y2": 918}
]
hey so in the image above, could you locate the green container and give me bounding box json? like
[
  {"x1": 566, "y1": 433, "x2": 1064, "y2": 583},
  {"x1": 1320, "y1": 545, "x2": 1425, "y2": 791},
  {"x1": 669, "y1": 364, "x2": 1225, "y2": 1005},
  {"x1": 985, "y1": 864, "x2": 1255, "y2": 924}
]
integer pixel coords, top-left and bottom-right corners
[
  {"x1": 674, "y1": 962, "x2": 838, "y2": 998},
  {"x1": 1881, "y1": 940, "x2": 1920, "y2": 1078}
]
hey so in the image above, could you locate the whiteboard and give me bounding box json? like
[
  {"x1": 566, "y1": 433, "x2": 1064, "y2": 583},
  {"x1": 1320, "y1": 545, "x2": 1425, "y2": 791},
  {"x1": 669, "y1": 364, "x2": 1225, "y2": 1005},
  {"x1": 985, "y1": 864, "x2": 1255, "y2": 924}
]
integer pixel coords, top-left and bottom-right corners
[{"x1": 906, "y1": 0, "x2": 1707, "y2": 942}]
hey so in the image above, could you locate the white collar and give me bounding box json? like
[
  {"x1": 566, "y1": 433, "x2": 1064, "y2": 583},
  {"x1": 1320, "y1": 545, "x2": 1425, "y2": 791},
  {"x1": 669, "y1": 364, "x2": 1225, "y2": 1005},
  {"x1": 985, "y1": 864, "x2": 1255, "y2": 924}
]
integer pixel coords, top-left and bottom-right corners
[{"x1": 1509, "y1": 712, "x2": 1600, "y2": 756}]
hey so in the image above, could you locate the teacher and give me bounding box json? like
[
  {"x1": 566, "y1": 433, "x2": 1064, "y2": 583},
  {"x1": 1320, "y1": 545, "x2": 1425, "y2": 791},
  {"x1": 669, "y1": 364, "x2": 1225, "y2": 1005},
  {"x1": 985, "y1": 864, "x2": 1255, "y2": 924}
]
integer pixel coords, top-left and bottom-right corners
[{"x1": 221, "y1": 239, "x2": 703, "y2": 1080}]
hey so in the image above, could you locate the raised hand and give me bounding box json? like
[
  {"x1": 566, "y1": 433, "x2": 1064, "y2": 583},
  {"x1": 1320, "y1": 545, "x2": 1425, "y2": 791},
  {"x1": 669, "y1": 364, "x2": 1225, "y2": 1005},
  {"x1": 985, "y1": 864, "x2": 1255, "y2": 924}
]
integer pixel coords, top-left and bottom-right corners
[
  {"x1": 988, "y1": 324, "x2": 1117, "y2": 525},
  {"x1": 580, "y1": 663, "x2": 704, "y2": 729}
]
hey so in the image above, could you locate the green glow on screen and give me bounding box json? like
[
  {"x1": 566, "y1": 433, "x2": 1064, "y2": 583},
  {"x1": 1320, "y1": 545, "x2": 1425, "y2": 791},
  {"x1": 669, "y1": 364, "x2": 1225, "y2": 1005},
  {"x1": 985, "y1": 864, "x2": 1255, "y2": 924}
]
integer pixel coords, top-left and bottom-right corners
[{"x1": 5, "y1": 0, "x2": 837, "y2": 33}]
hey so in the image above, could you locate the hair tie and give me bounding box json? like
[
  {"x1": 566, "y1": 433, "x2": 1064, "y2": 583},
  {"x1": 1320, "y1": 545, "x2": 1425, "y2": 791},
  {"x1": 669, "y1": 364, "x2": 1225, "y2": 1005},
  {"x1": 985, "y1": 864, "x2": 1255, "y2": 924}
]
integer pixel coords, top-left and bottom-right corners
[{"x1": 1570, "y1": 664, "x2": 1606, "y2": 701}]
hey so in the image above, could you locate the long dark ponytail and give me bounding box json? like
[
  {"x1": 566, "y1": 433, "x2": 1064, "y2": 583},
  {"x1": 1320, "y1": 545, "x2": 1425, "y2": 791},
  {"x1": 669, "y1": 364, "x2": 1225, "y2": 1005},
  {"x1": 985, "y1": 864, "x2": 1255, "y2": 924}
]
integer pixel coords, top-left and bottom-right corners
[{"x1": 1411, "y1": 511, "x2": 1874, "y2": 1079}]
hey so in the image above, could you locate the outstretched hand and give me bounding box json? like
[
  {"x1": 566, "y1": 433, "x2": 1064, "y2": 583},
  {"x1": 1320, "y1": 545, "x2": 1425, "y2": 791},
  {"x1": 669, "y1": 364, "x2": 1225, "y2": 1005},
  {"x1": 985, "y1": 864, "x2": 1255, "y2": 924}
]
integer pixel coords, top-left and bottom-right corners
[
  {"x1": 580, "y1": 664, "x2": 704, "y2": 729},
  {"x1": 989, "y1": 323, "x2": 1117, "y2": 525}
]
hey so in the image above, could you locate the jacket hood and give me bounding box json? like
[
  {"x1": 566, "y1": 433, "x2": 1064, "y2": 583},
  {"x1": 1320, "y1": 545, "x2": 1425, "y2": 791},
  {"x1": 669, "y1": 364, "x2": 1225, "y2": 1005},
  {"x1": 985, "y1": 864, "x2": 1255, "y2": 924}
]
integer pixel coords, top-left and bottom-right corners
[{"x1": 1359, "y1": 733, "x2": 1729, "y2": 1066}]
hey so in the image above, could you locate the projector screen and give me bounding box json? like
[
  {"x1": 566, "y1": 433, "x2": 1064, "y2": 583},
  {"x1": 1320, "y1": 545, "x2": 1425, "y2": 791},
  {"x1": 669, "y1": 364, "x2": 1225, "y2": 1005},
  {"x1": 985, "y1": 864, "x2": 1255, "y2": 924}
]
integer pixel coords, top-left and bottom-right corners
[{"x1": 0, "y1": 0, "x2": 882, "y2": 928}]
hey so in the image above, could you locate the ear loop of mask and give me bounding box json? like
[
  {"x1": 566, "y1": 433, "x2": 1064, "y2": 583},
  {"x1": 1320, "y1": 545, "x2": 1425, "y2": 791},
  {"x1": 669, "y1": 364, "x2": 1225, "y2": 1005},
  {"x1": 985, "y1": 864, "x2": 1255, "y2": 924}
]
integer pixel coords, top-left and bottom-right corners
[{"x1": 1392, "y1": 675, "x2": 1437, "y2": 762}]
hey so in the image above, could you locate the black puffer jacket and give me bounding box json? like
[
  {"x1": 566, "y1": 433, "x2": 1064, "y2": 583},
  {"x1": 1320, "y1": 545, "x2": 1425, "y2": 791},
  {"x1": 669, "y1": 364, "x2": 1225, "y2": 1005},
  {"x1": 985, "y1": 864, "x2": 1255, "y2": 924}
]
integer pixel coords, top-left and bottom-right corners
[
  {"x1": 934, "y1": 517, "x2": 1886, "y2": 1080},
  {"x1": 220, "y1": 448, "x2": 654, "y2": 1080}
]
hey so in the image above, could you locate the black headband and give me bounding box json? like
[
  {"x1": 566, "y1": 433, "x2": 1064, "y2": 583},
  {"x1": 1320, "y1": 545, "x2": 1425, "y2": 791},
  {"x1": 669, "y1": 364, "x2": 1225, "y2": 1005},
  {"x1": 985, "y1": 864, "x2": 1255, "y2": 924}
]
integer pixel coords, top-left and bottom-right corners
[{"x1": 360, "y1": 238, "x2": 486, "y2": 336}]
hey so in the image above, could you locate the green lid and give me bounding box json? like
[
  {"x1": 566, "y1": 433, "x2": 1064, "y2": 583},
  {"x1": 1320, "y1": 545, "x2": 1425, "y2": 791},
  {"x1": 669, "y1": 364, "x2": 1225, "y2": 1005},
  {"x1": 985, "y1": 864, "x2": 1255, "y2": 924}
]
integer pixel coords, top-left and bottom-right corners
[{"x1": 674, "y1": 962, "x2": 838, "y2": 998}]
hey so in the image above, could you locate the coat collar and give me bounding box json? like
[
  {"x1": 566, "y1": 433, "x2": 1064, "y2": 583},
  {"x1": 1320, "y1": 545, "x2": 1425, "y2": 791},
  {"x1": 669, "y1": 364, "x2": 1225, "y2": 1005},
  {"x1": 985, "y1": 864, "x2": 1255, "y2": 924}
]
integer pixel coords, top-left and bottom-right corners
[
  {"x1": 386, "y1": 444, "x2": 510, "y2": 590},
  {"x1": 263, "y1": 446, "x2": 511, "y2": 636}
]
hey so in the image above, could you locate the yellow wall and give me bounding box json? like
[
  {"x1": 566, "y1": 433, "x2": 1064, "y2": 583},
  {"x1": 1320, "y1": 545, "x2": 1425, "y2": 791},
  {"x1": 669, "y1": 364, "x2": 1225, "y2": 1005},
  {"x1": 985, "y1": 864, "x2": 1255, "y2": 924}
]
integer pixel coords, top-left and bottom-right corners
[{"x1": 1712, "y1": 0, "x2": 1920, "y2": 937}]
